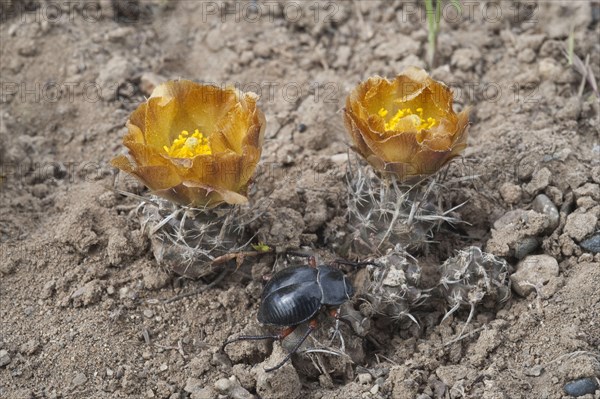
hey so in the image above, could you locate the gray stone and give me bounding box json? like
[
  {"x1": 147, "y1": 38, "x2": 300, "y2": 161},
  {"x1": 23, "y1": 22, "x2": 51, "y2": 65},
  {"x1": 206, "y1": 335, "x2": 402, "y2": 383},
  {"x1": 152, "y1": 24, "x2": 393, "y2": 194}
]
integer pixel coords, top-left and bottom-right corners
[
  {"x1": 564, "y1": 212, "x2": 598, "y2": 242},
  {"x1": 580, "y1": 234, "x2": 600, "y2": 253},
  {"x1": 525, "y1": 168, "x2": 552, "y2": 195},
  {"x1": 532, "y1": 194, "x2": 559, "y2": 231},
  {"x1": 510, "y1": 255, "x2": 559, "y2": 297},
  {"x1": 358, "y1": 373, "x2": 373, "y2": 385},
  {"x1": 214, "y1": 377, "x2": 233, "y2": 392},
  {"x1": 72, "y1": 372, "x2": 87, "y2": 387},
  {"x1": 215, "y1": 376, "x2": 253, "y2": 399},
  {"x1": 514, "y1": 237, "x2": 540, "y2": 259},
  {"x1": 0, "y1": 349, "x2": 10, "y2": 367},
  {"x1": 563, "y1": 378, "x2": 599, "y2": 397}
]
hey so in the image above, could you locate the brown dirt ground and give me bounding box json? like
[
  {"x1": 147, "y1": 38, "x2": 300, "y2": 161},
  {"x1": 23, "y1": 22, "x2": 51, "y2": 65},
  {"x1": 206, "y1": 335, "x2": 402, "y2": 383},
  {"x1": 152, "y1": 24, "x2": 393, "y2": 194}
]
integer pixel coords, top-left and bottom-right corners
[{"x1": 1, "y1": 1, "x2": 600, "y2": 398}]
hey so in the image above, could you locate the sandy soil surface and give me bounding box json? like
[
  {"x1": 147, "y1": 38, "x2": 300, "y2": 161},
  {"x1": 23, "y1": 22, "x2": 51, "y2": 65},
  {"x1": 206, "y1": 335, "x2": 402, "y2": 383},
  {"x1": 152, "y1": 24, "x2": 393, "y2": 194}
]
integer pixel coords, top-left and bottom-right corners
[{"x1": 1, "y1": 1, "x2": 599, "y2": 398}]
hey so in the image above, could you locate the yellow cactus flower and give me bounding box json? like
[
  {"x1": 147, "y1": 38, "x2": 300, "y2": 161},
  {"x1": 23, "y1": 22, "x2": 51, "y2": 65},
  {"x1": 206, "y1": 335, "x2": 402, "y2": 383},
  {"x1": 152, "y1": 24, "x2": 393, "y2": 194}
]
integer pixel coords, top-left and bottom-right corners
[
  {"x1": 112, "y1": 80, "x2": 266, "y2": 208},
  {"x1": 343, "y1": 67, "x2": 469, "y2": 181}
]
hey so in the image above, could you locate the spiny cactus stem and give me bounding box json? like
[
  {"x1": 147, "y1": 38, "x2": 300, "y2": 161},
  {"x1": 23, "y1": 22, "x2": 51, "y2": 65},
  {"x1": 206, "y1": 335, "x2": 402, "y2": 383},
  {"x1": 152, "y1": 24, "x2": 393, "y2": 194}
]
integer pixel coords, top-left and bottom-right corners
[
  {"x1": 378, "y1": 193, "x2": 405, "y2": 250},
  {"x1": 150, "y1": 208, "x2": 181, "y2": 235},
  {"x1": 441, "y1": 301, "x2": 461, "y2": 324}
]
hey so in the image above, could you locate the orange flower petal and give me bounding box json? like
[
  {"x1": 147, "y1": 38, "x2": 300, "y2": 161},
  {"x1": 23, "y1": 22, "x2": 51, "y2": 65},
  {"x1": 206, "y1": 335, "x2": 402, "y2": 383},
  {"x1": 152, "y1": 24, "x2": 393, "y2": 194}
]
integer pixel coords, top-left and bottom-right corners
[
  {"x1": 111, "y1": 80, "x2": 265, "y2": 208},
  {"x1": 344, "y1": 67, "x2": 469, "y2": 181}
]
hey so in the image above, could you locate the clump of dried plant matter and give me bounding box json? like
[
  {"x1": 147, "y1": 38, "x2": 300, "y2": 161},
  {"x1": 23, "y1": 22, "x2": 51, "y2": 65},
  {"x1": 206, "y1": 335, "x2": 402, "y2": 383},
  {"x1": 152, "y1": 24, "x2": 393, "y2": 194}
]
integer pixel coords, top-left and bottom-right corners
[
  {"x1": 437, "y1": 246, "x2": 512, "y2": 343},
  {"x1": 358, "y1": 245, "x2": 427, "y2": 326}
]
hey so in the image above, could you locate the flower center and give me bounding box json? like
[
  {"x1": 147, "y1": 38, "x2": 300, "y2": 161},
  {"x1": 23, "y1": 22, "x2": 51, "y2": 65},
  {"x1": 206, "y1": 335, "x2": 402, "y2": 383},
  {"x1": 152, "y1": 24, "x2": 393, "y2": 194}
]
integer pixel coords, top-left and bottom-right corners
[
  {"x1": 163, "y1": 129, "x2": 212, "y2": 158},
  {"x1": 378, "y1": 107, "x2": 437, "y2": 132}
]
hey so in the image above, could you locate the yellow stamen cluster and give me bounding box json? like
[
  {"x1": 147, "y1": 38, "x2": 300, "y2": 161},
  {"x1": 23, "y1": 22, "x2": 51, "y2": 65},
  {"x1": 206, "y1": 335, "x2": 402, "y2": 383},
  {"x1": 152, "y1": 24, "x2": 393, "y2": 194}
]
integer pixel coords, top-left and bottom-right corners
[
  {"x1": 378, "y1": 107, "x2": 437, "y2": 132},
  {"x1": 163, "y1": 129, "x2": 211, "y2": 158}
]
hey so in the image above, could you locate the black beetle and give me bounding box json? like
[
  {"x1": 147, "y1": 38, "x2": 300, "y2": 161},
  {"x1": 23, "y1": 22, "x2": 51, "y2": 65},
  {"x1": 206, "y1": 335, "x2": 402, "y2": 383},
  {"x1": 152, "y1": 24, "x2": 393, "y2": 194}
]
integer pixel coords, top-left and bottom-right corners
[{"x1": 222, "y1": 254, "x2": 375, "y2": 372}]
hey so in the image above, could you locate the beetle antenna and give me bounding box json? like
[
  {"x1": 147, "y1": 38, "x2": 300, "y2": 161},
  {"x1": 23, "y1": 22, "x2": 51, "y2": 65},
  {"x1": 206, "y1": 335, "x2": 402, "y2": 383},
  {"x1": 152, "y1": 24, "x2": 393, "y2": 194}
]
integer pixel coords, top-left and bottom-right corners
[
  {"x1": 221, "y1": 333, "x2": 280, "y2": 352},
  {"x1": 264, "y1": 320, "x2": 318, "y2": 372}
]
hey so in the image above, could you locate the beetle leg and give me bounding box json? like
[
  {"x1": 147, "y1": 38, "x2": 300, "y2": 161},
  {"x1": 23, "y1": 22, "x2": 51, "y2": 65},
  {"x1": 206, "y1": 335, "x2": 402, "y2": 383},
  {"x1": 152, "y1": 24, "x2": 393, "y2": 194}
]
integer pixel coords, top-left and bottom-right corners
[
  {"x1": 221, "y1": 326, "x2": 297, "y2": 352},
  {"x1": 328, "y1": 307, "x2": 346, "y2": 349},
  {"x1": 328, "y1": 307, "x2": 355, "y2": 331},
  {"x1": 329, "y1": 308, "x2": 342, "y2": 338},
  {"x1": 264, "y1": 320, "x2": 318, "y2": 372}
]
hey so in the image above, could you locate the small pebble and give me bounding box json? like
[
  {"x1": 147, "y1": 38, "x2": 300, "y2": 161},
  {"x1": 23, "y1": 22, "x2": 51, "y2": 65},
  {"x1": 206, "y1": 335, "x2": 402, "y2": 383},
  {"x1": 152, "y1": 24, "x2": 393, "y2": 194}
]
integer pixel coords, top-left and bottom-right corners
[
  {"x1": 564, "y1": 213, "x2": 598, "y2": 242},
  {"x1": 72, "y1": 372, "x2": 87, "y2": 387},
  {"x1": 0, "y1": 349, "x2": 11, "y2": 367},
  {"x1": 580, "y1": 234, "x2": 600, "y2": 253},
  {"x1": 510, "y1": 255, "x2": 559, "y2": 297},
  {"x1": 215, "y1": 377, "x2": 232, "y2": 392},
  {"x1": 119, "y1": 287, "x2": 129, "y2": 299},
  {"x1": 563, "y1": 377, "x2": 599, "y2": 397},
  {"x1": 532, "y1": 194, "x2": 559, "y2": 231},
  {"x1": 524, "y1": 365, "x2": 543, "y2": 377},
  {"x1": 143, "y1": 309, "x2": 154, "y2": 318},
  {"x1": 514, "y1": 237, "x2": 540, "y2": 259},
  {"x1": 525, "y1": 168, "x2": 552, "y2": 195},
  {"x1": 358, "y1": 373, "x2": 373, "y2": 385},
  {"x1": 215, "y1": 376, "x2": 253, "y2": 399}
]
